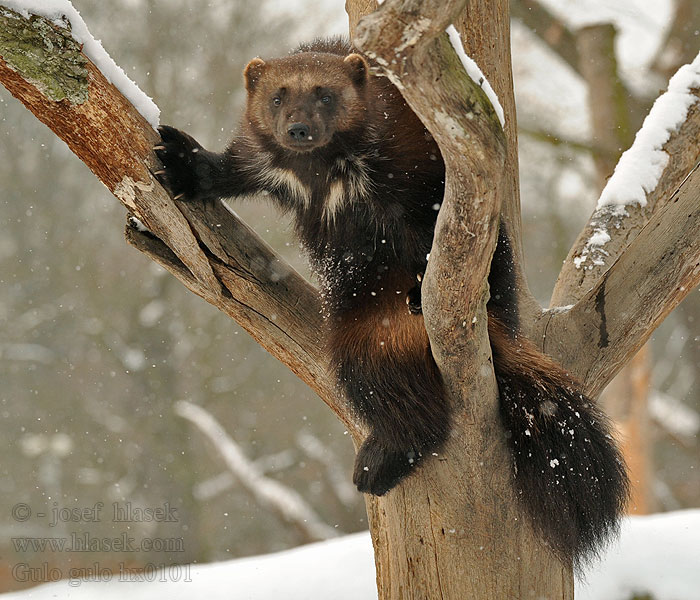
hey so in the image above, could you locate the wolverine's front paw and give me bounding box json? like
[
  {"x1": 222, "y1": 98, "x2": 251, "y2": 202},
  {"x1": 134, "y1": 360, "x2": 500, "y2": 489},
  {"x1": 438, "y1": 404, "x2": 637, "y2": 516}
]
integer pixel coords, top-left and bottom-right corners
[
  {"x1": 353, "y1": 434, "x2": 419, "y2": 496},
  {"x1": 153, "y1": 125, "x2": 210, "y2": 201}
]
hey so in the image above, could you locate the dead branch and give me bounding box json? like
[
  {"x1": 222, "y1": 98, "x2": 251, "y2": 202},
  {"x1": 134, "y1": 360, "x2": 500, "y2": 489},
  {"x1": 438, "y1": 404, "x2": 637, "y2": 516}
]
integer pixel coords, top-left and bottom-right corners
[
  {"x1": 175, "y1": 400, "x2": 340, "y2": 542},
  {"x1": 510, "y1": 0, "x2": 579, "y2": 73}
]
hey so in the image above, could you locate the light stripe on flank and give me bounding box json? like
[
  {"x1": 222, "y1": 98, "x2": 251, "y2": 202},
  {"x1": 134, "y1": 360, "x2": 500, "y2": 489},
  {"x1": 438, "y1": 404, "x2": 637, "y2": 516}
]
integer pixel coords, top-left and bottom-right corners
[
  {"x1": 347, "y1": 161, "x2": 372, "y2": 202},
  {"x1": 323, "y1": 179, "x2": 346, "y2": 221},
  {"x1": 260, "y1": 167, "x2": 311, "y2": 208},
  {"x1": 324, "y1": 157, "x2": 373, "y2": 222}
]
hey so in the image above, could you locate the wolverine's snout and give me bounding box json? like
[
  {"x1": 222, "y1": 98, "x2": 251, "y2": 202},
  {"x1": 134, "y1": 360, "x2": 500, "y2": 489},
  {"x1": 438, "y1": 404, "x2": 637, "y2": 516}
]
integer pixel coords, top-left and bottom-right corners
[{"x1": 287, "y1": 122, "x2": 311, "y2": 142}]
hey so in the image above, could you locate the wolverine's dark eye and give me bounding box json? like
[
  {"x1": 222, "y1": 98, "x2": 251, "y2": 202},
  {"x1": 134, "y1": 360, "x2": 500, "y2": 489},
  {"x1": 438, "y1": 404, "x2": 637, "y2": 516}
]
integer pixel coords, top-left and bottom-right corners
[
  {"x1": 272, "y1": 97, "x2": 282, "y2": 107},
  {"x1": 321, "y1": 95, "x2": 332, "y2": 105}
]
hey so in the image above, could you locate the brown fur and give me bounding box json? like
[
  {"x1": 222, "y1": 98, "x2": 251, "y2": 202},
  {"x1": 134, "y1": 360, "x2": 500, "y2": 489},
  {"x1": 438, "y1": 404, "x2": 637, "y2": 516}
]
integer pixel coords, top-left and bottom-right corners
[
  {"x1": 331, "y1": 278, "x2": 429, "y2": 360},
  {"x1": 243, "y1": 52, "x2": 370, "y2": 151}
]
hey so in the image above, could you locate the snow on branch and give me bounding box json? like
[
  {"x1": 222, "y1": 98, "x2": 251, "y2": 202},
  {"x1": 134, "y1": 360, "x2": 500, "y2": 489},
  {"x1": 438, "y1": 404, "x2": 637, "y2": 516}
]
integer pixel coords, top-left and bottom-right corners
[
  {"x1": 446, "y1": 25, "x2": 504, "y2": 127},
  {"x1": 551, "y1": 51, "x2": 700, "y2": 306},
  {"x1": 175, "y1": 401, "x2": 340, "y2": 543},
  {"x1": 1, "y1": 0, "x2": 159, "y2": 127},
  {"x1": 598, "y1": 51, "x2": 700, "y2": 210},
  {"x1": 576, "y1": 52, "x2": 700, "y2": 271}
]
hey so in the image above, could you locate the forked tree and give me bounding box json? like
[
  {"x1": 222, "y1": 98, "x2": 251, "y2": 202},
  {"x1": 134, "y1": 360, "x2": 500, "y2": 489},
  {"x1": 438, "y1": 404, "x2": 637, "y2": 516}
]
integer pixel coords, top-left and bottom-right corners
[{"x1": 1, "y1": 1, "x2": 699, "y2": 598}]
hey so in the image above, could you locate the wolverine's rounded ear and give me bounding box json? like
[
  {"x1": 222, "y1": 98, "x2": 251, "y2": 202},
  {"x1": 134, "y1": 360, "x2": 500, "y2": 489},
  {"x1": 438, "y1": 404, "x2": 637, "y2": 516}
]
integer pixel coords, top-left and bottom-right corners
[
  {"x1": 344, "y1": 53, "x2": 369, "y2": 86},
  {"x1": 244, "y1": 57, "x2": 266, "y2": 93}
]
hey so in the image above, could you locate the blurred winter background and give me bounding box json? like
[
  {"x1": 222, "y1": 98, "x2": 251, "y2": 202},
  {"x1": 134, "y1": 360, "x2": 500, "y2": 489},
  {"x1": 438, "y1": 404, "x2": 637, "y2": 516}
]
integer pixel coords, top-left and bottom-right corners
[{"x1": 0, "y1": 0, "x2": 697, "y2": 597}]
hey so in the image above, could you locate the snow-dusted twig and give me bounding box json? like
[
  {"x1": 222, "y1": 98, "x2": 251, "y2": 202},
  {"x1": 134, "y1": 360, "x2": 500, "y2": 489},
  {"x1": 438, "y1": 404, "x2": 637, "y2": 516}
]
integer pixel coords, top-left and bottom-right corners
[
  {"x1": 253, "y1": 449, "x2": 297, "y2": 474},
  {"x1": 193, "y1": 472, "x2": 235, "y2": 501},
  {"x1": 175, "y1": 401, "x2": 340, "y2": 542},
  {"x1": 297, "y1": 431, "x2": 357, "y2": 508},
  {"x1": 649, "y1": 391, "x2": 700, "y2": 445},
  {"x1": 195, "y1": 451, "x2": 297, "y2": 501}
]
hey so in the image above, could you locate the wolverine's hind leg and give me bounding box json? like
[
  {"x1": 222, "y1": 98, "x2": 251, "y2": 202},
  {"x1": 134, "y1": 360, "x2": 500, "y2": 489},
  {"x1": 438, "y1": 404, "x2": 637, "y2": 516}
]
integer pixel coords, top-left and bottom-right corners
[
  {"x1": 346, "y1": 359, "x2": 450, "y2": 496},
  {"x1": 353, "y1": 432, "x2": 428, "y2": 496},
  {"x1": 333, "y1": 286, "x2": 450, "y2": 496},
  {"x1": 349, "y1": 368, "x2": 450, "y2": 496}
]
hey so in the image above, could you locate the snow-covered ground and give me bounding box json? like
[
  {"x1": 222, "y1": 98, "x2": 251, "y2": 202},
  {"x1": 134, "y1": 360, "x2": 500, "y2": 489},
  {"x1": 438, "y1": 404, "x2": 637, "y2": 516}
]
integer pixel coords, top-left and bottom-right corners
[
  {"x1": 2, "y1": 510, "x2": 698, "y2": 600},
  {"x1": 578, "y1": 510, "x2": 700, "y2": 600}
]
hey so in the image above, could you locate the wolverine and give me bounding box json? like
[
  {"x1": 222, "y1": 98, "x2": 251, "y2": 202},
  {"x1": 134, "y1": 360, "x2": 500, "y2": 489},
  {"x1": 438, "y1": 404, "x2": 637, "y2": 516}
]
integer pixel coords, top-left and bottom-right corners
[{"x1": 154, "y1": 37, "x2": 628, "y2": 567}]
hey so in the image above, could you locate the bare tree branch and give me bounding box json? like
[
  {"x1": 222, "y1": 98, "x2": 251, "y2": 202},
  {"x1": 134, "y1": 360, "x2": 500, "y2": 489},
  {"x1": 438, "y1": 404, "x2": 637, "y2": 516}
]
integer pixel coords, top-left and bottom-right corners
[
  {"x1": 175, "y1": 400, "x2": 340, "y2": 543},
  {"x1": 542, "y1": 161, "x2": 700, "y2": 397},
  {"x1": 549, "y1": 73, "x2": 700, "y2": 308}
]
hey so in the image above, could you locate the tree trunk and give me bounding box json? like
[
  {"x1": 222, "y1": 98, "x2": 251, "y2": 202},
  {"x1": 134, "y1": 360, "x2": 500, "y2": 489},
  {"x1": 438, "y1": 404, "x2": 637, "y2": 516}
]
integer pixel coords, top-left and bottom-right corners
[
  {"x1": 2, "y1": 2, "x2": 700, "y2": 599},
  {"x1": 351, "y1": 1, "x2": 572, "y2": 597}
]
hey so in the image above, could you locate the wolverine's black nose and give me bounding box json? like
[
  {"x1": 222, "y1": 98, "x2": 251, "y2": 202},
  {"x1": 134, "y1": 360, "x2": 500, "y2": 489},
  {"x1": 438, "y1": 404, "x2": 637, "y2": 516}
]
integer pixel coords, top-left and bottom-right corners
[{"x1": 288, "y1": 123, "x2": 310, "y2": 141}]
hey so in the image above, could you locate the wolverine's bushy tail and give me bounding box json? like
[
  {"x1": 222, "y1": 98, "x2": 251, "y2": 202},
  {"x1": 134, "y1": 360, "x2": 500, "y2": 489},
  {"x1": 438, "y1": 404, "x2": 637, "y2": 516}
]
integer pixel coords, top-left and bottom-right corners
[{"x1": 489, "y1": 316, "x2": 629, "y2": 569}]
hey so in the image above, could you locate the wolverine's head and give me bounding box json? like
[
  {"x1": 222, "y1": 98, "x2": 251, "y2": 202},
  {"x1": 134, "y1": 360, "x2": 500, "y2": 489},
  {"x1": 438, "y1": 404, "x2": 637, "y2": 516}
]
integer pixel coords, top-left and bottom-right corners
[{"x1": 243, "y1": 51, "x2": 369, "y2": 152}]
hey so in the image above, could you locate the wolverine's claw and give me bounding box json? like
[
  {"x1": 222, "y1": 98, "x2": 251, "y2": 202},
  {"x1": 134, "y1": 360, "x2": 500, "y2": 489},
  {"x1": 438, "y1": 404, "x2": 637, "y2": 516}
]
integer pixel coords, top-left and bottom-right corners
[{"x1": 406, "y1": 285, "x2": 422, "y2": 315}]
